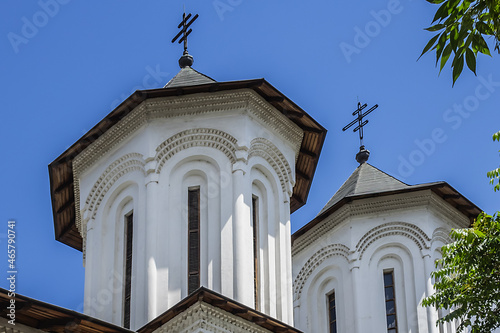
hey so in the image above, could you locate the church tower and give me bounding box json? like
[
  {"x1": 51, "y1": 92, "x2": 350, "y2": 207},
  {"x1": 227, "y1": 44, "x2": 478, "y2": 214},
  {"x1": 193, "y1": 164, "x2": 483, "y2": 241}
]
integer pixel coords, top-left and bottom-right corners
[
  {"x1": 288, "y1": 103, "x2": 480, "y2": 333},
  {"x1": 48, "y1": 46, "x2": 326, "y2": 329},
  {"x1": 291, "y1": 159, "x2": 480, "y2": 333}
]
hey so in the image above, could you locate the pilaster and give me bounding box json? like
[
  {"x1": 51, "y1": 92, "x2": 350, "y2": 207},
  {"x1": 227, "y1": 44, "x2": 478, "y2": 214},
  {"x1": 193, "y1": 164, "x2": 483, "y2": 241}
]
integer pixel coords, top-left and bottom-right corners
[
  {"x1": 145, "y1": 171, "x2": 159, "y2": 322},
  {"x1": 232, "y1": 160, "x2": 254, "y2": 308}
]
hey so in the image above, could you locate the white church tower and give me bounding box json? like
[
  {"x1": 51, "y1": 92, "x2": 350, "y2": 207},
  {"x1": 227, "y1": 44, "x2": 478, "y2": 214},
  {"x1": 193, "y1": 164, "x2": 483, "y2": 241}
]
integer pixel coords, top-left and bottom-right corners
[
  {"x1": 48, "y1": 47, "x2": 326, "y2": 330},
  {"x1": 291, "y1": 150, "x2": 481, "y2": 333}
]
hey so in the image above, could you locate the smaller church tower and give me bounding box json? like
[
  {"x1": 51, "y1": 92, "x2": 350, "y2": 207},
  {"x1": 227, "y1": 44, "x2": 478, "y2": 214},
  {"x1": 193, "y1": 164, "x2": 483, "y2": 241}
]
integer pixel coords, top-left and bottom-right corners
[
  {"x1": 48, "y1": 32, "x2": 326, "y2": 329},
  {"x1": 291, "y1": 153, "x2": 480, "y2": 332}
]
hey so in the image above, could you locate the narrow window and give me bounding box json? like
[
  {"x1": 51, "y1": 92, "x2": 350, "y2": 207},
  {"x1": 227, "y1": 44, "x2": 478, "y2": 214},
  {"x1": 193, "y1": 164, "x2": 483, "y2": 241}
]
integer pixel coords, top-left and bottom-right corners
[
  {"x1": 252, "y1": 196, "x2": 259, "y2": 310},
  {"x1": 384, "y1": 271, "x2": 398, "y2": 333},
  {"x1": 328, "y1": 292, "x2": 337, "y2": 333},
  {"x1": 188, "y1": 188, "x2": 200, "y2": 294},
  {"x1": 123, "y1": 212, "x2": 133, "y2": 329}
]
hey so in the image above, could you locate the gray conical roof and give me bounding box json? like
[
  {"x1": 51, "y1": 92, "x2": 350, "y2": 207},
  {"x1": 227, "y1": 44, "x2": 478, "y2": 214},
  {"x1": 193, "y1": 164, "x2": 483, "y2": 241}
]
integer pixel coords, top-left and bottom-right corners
[
  {"x1": 318, "y1": 163, "x2": 409, "y2": 215},
  {"x1": 164, "y1": 67, "x2": 216, "y2": 88}
]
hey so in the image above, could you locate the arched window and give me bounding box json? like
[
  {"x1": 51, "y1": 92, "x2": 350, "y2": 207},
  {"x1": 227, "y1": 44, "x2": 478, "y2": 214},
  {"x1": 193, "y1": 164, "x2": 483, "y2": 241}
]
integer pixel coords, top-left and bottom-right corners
[
  {"x1": 383, "y1": 270, "x2": 398, "y2": 333},
  {"x1": 188, "y1": 187, "x2": 200, "y2": 294},
  {"x1": 252, "y1": 195, "x2": 260, "y2": 310},
  {"x1": 328, "y1": 291, "x2": 337, "y2": 333},
  {"x1": 123, "y1": 211, "x2": 133, "y2": 329}
]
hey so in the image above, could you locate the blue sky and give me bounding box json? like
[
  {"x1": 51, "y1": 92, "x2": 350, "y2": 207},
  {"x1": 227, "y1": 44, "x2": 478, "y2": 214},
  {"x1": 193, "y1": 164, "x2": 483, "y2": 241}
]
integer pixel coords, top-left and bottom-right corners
[{"x1": 1, "y1": 0, "x2": 498, "y2": 312}]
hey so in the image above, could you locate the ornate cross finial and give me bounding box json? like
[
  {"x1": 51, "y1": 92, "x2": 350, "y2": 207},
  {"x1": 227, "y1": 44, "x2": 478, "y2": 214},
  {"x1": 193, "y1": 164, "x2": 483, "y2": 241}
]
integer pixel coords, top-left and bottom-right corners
[
  {"x1": 171, "y1": 11, "x2": 199, "y2": 68},
  {"x1": 342, "y1": 101, "x2": 379, "y2": 164}
]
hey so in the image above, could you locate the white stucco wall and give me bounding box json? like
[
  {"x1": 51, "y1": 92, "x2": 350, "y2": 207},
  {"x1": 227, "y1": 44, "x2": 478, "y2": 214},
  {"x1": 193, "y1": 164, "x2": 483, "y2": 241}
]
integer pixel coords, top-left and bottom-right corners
[{"x1": 73, "y1": 90, "x2": 302, "y2": 329}]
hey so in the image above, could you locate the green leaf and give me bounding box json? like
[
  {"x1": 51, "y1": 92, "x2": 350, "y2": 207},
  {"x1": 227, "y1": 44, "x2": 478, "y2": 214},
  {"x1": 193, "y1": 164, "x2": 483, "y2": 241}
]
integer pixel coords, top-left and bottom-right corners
[
  {"x1": 419, "y1": 34, "x2": 441, "y2": 60},
  {"x1": 473, "y1": 229, "x2": 485, "y2": 237},
  {"x1": 476, "y1": 21, "x2": 493, "y2": 35},
  {"x1": 459, "y1": 19, "x2": 473, "y2": 39},
  {"x1": 433, "y1": 0, "x2": 451, "y2": 23},
  {"x1": 436, "y1": 33, "x2": 448, "y2": 65},
  {"x1": 473, "y1": 34, "x2": 492, "y2": 56},
  {"x1": 440, "y1": 43, "x2": 453, "y2": 72},
  {"x1": 465, "y1": 48, "x2": 477, "y2": 75},
  {"x1": 452, "y1": 53, "x2": 464, "y2": 85},
  {"x1": 493, "y1": 131, "x2": 500, "y2": 142},
  {"x1": 464, "y1": 34, "x2": 474, "y2": 51},
  {"x1": 426, "y1": 23, "x2": 446, "y2": 31},
  {"x1": 450, "y1": 26, "x2": 460, "y2": 51}
]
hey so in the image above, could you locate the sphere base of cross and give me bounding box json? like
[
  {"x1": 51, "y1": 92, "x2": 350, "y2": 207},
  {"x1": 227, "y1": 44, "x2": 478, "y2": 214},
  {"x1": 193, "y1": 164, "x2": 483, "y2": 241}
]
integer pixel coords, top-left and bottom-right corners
[
  {"x1": 356, "y1": 146, "x2": 370, "y2": 164},
  {"x1": 179, "y1": 53, "x2": 194, "y2": 68}
]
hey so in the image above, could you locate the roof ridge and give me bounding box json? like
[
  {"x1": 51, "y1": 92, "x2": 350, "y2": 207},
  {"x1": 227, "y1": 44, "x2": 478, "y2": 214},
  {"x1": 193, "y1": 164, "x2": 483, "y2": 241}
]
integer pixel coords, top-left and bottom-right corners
[
  {"x1": 316, "y1": 163, "x2": 409, "y2": 216},
  {"x1": 189, "y1": 67, "x2": 216, "y2": 82},
  {"x1": 364, "y1": 162, "x2": 409, "y2": 186},
  {"x1": 164, "y1": 66, "x2": 216, "y2": 88},
  {"x1": 353, "y1": 163, "x2": 365, "y2": 194}
]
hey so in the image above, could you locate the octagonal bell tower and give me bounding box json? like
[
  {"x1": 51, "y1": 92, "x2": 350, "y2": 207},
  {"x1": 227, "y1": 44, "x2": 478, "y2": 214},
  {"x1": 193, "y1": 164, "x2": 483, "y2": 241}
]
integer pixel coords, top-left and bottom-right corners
[{"x1": 48, "y1": 52, "x2": 326, "y2": 330}]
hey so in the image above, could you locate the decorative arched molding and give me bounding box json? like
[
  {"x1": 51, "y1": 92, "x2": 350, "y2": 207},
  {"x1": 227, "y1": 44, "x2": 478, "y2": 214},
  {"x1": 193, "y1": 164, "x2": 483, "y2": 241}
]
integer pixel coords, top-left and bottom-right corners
[
  {"x1": 251, "y1": 165, "x2": 280, "y2": 201},
  {"x1": 371, "y1": 250, "x2": 415, "y2": 333},
  {"x1": 302, "y1": 266, "x2": 345, "y2": 333},
  {"x1": 155, "y1": 128, "x2": 238, "y2": 174},
  {"x1": 431, "y1": 227, "x2": 452, "y2": 246},
  {"x1": 248, "y1": 138, "x2": 293, "y2": 195},
  {"x1": 82, "y1": 182, "x2": 139, "y2": 264},
  {"x1": 292, "y1": 193, "x2": 433, "y2": 256},
  {"x1": 355, "y1": 222, "x2": 431, "y2": 260},
  {"x1": 162, "y1": 157, "x2": 222, "y2": 298},
  {"x1": 293, "y1": 243, "x2": 350, "y2": 300},
  {"x1": 91, "y1": 182, "x2": 140, "y2": 323},
  {"x1": 82, "y1": 153, "x2": 145, "y2": 224}
]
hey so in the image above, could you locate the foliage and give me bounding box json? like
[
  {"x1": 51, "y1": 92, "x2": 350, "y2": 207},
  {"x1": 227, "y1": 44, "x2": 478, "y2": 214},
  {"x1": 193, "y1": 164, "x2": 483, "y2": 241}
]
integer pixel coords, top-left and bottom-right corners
[
  {"x1": 419, "y1": 0, "x2": 500, "y2": 85},
  {"x1": 422, "y1": 212, "x2": 500, "y2": 332},
  {"x1": 487, "y1": 130, "x2": 500, "y2": 191}
]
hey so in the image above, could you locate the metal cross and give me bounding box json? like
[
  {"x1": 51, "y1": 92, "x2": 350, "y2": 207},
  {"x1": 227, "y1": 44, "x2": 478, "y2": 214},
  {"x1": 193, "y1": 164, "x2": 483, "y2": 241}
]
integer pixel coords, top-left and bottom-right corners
[
  {"x1": 171, "y1": 11, "x2": 199, "y2": 54},
  {"x1": 342, "y1": 101, "x2": 379, "y2": 148}
]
